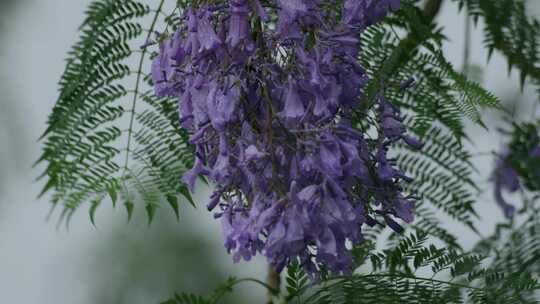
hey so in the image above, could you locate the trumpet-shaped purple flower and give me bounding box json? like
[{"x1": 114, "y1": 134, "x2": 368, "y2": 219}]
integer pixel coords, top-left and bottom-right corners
[
  {"x1": 281, "y1": 78, "x2": 305, "y2": 121},
  {"x1": 492, "y1": 150, "x2": 519, "y2": 218}
]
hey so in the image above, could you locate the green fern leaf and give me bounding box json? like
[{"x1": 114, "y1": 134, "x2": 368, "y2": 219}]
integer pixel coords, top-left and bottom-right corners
[{"x1": 37, "y1": 0, "x2": 194, "y2": 224}]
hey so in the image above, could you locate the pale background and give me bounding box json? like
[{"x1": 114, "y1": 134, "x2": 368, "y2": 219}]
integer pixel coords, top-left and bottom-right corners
[{"x1": 0, "y1": 1, "x2": 539, "y2": 303}]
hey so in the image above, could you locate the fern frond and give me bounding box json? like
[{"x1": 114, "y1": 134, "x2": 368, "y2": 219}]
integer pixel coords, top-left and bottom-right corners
[
  {"x1": 285, "y1": 262, "x2": 311, "y2": 302},
  {"x1": 37, "y1": 0, "x2": 193, "y2": 224},
  {"x1": 457, "y1": 0, "x2": 540, "y2": 91},
  {"x1": 285, "y1": 232, "x2": 539, "y2": 304},
  {"x1": 358, "y1": 2, "x2": 497, "y2": 242}
]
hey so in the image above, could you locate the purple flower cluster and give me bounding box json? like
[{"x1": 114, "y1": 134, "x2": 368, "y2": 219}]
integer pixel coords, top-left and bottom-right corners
[
  {"x1": 492, "y1": 149, "x2": 520, "y2": 219},
  {"x1": 492, "y1": 145, "x2": 540, "y2": 218},
  {"x1": 152, "y1": 0, "x2": 419, "y2": 278}
]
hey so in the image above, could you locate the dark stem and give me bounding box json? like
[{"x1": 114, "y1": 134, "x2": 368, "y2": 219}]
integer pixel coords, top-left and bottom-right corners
[
  {"x1": 423, "y1": 0, "x2": 444, "y2": 19},
  {"x1": 266, "y1": 264, "x2": 281, "y2": 304},
  {"x1": 462, "y1": 6, "x2": 471, "y2": 74}
]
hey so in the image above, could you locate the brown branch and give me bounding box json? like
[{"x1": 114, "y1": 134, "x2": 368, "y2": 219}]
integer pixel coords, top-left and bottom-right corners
[{"x1": 266, "y1": 264, "x2": 281, "y2": 304}]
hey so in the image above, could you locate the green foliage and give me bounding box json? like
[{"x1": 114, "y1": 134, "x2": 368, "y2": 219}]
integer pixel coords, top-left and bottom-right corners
[
  {"x1": 364, "y1": 1, "x2": 500, "y2": 135},
  {"x1": 284, "y1": 232, "x2": 539, "y2": 304},
  {"x1": 474, "y1": 207, "x2": 540, "y2": 279},
  {"x1": 358, "y1": 1, "x2": 500, "y2": 248},
  {"x1": 456, "y1": 0, "x2": 540, "y2": 91},
  {"x1": 37, "y1": 0, "x2": 194, "y2": 225},
  {"x1": 506, "y1": 121, "x2": 540, "y2": 191}
]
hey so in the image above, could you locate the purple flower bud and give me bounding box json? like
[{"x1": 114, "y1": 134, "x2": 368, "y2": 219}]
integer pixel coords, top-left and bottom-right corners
[
  {"x1": 491, "y1": 149, "x2": 520, "y2": 218},
  {"x1": 319, "y1": 141, "x2": 343, "y2": 177},
  {"x1": 402, "y1": 135, "x2": 424, "y2": 150},
  {"x1": 317, "y1": 228, "x2": 338, "y2": 256},
  {"x1": 207, "y1": 192, "x2": 221, "y2": 211},
  {"x1": 227, "y1": 0, "x2": 251, "y2": 48},
  {"x1": 394, "y1": 197, "x2": 415, "y2": 223},
  {"x1": 494, "y1": 185, "x2": 516, "y2": 219},
  {"x1": 382, "y1": 116, "x2": 404, "y2": 138},
  {"x1": 211, "y1": 153, "x2": 231, "y2": 181},
  {"x1": 182, "y1": 157, "x2": 208, "y2": 191},
  {"x1": 188, "y1": 125, "x2": 208, "y2": 144},
  {"x1": 530, "y1": 145, "x2": 540, "y2": 157},
  {"x1": 252, "y1": 0, "x2": 270, "y2": 21},
  {"x1": 187, "y1": 8, "x2": 198, "y2": 32},
  {"x1": 499, "y1": 165, "x2": 520, "y2": 192},
  {"x1": 367, "y1": 0, "x2": 401, "y2": 25},
  {"x1": 179, "y1": 91, "x2": 194, "y2": 128}
]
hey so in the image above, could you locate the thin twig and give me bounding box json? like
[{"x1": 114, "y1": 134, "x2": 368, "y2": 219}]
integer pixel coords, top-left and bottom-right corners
[
  {"x1": 377, "y1": 0, "x2": 444, "y2": 81},
  {"x1": 266, "y1": 264, "x2": 281, "y2": 304}
]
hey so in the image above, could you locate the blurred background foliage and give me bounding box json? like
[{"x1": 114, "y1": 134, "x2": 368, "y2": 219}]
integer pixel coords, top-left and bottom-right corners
[
  {"x1": 81, "y1": 210, "x2": 249, "y2": 304},
  {"x1": 0, "y1": 0, "x2": 27, "y2": 194}
]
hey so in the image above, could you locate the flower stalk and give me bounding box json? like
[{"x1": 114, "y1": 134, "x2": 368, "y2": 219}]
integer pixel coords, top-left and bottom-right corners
[{"x1": 266, "y1": 264, "x2": 281, "y2": 304}]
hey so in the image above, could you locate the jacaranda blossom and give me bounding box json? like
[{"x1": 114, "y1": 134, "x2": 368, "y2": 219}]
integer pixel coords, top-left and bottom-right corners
[
  {"x1": 151, "y1": 0, "x2": 420, "y2": 279},
  {"x1": 492, "y1": 149, "x2": 519, "y2": 218},
  {"x1": 492, "y1": 144, "x2": 540, "y2": 218}
]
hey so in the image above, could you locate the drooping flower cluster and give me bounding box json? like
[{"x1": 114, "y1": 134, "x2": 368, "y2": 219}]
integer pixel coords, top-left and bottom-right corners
[
  {"x1": 492, "y1": 144, "x2": 540, "y2": 218},
  {"x1": 151, "y1": 0, "x2": 420, "y2": 278}
]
